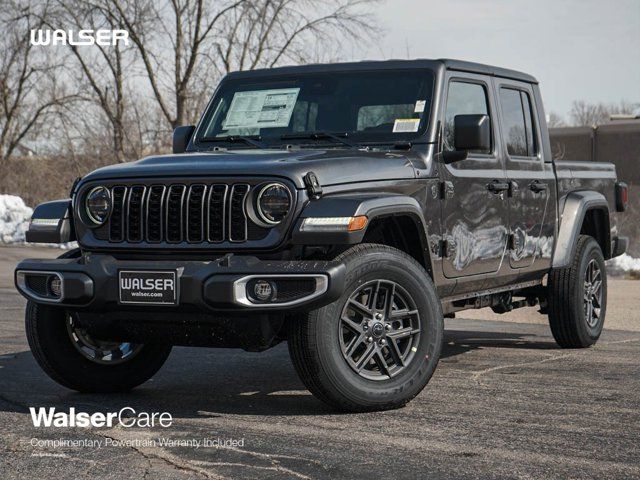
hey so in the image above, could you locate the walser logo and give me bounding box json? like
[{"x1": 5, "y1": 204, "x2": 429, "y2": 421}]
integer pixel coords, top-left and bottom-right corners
[
  {"x1": 30, "y1": 407, "x2": 172, "y2": 428},
  {"x1": 30, "y1": 29, "x2": 129, "y2": 46}
]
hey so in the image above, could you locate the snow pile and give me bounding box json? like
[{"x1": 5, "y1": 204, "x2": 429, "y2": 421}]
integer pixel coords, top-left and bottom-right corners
[
  {"x1": 0, "y1": 194, "x2": 76, "y2": 248},
  {"x1": 0, "y1": 194, "x2": 33, "y2": 244},
  {"x1": 607, "y1": 254, "x2": 640, "y2": 276}
]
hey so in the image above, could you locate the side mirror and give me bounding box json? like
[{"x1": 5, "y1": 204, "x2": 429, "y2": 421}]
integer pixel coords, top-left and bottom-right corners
[
  {"x1": 454, "y1": 114, "x2": 491, "y2": 152},
  {"x1": 172, "y1": 125, "x2": 196, "y2": 154}
]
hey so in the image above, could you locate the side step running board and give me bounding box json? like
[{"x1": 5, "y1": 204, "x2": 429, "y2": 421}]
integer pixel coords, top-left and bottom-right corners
[{"x1": 441, "y1": 279, "x2": 544, "y2": 315}]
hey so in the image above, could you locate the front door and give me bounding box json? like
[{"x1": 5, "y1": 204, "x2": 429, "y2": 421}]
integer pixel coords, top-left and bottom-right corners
[
  {"x1": 494, "y1": 81, "x2": 554, "y2": 268},
  {"x1": 440, "y1": 74, "x2": 509, "y2": 278}
]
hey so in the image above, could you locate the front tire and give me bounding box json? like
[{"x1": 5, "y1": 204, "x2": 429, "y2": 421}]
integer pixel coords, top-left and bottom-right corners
[
  {"x1": 26, "y1": 302, "x2": 172, "y2": 392},
  {"x1": 288, "y1": 244, "x2": 443, "y2": 412},
  {"x1": 547, "y1": 235, "x2": 607, "y2": 348}
]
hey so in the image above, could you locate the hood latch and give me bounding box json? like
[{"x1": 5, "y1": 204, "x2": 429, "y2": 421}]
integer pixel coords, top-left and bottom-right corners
[{"x1": 304, "y1": 172, "x2": 323, "y2": 200}]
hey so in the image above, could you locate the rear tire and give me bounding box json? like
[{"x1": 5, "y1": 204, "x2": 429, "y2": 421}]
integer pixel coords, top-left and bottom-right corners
[
  {"x1": 547, "y1": 235, "x2": 607, "y2": 348},
  {"x1": 288, "y1": 244, "x2": 443, "y2": 412},
  {"x1": 26, "y1": 302, "x2": 172, "y2": 392}
]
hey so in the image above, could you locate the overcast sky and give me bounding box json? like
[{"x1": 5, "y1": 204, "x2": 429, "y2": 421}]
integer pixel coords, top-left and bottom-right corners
[{"x1": 357, "y1": 0, "x2": 640, "y2": 119}]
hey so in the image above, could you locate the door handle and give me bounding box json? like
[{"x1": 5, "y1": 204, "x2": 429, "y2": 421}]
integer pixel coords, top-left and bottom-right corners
[
  {"x1": 487, "y1": 180, "x2": 510, "y2": 193},
  {"x1": 529, "y1": 180, "x2": 548, "y2": 193}
]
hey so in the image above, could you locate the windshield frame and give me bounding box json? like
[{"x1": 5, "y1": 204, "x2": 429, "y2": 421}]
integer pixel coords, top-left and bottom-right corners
[{"x1": 191, "y1": 67, "x2": 436, "y2": 150}]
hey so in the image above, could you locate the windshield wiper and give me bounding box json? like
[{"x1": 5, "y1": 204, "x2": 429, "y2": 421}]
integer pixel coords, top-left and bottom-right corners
[
  {"x1": 280, "y1": 132, "x2": 358, "y2": 148},
  {"x1": 200, "y1": 135, "x2": 267, "y2": 149}
]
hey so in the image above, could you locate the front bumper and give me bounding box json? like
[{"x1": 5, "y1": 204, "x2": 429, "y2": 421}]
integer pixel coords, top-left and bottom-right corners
[{"x1": 15, "y1": 253, "x2": 346, "y2": 313}]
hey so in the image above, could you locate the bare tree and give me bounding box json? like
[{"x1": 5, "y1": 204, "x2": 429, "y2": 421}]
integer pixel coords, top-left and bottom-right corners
[
  {"x1": 570, "y1": 100, "x2": 640, "y2": 127},
  {"x1": 101, "y1": 0, "x2": 378, "y2": 129},
  {"x1": 0, "y1": 1, "x2": 76, "y2": 165},
  {"x1": 42, "y1": 0, "x2": 158, "y2": 162},
  {"x1": 609, "y1": 100, "x2": 640, "y2": 119},
  {"x1": 547, "y1": 112, "x2": 566, "y2": 128}
]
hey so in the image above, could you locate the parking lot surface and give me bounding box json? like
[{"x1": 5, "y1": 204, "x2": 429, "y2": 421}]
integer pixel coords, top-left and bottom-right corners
[{"x1": 1, "y1": 247, "x2": 639, "y2": 479}]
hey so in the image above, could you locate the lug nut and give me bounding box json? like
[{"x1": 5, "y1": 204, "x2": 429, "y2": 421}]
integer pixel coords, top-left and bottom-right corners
[
  {"x1": 366, "y1": 336, "x2": 373, "y2": 343},
  {"x1": 363, "y1": 323, "x2": 369, "y2": 331},
  {"x1": 379, "y1": 339, "x2": 387, "y2": 346},
  {"x1": 375, "y1": 313, "x2": 383, "y2": 320},
  {"x1": 385, "y1": 324, "x2": 392, "y2": 331}
]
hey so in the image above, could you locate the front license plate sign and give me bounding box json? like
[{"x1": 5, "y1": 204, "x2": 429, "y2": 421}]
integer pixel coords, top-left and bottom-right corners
[{"x1": 119, "y1": 270, "x2": 178, "y2": 305}]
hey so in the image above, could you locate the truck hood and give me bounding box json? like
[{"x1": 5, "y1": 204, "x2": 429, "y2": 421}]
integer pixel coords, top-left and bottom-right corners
[{"x1": 81, "y1": 149, "x2": 418, "y2": 189}]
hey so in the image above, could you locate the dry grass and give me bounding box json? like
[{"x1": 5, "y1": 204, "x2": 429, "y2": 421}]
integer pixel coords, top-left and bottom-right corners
[
  {"x1": 0, "y1": 155, "x2": 138, "y2": 206},
  {"x1": 1, "y1": 156, "x2": 111, "y2": 206}
]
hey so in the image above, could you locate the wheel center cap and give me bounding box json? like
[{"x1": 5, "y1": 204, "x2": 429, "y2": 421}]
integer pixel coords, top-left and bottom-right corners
[{"x1": 371, "y1": 322, "x2": 385, "y2": 338}]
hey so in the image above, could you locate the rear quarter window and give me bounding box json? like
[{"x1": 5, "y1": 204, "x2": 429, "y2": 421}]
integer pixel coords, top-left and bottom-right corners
[{"x1": 499, "y1": 88, "x2": 538, "y2": 157}]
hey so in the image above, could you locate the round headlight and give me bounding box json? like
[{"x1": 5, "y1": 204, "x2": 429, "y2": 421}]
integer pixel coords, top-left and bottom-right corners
[
  {"x1": 257, "y1": 183, "x2": 291, "y2": 225},
  {"x1": 85, "y1": 186, "x2": 111, "y2": 226}
]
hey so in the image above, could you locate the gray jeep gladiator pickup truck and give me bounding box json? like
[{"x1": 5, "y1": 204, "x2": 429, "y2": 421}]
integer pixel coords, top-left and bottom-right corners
[{"x1": 15, "y1": 59, "x2": 629, "y2": 412}]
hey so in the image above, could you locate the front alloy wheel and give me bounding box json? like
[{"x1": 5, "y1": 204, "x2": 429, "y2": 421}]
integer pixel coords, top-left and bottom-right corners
[
  {"x1": 340, "y1": 280, "x2": 421, "y2": 380},
  {"x1": 26, "y1": 302, "x2": 172, "y2": 392},
  {"x1": 67, "y1": 316, "x2": 144, "y2": 365},
  {"x1": 288, "y1": 244, "x2": 443, "y2": 412}
]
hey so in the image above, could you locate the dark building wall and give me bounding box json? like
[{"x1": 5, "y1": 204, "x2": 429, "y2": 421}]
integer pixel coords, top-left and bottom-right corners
[
  {"x1": 550, "y1": 121, "x2": 640, "y2": 181},
  {"x1": 550, "y1": 126, "x2": 595, "y2": 162},
  {"x1": 594, "y1": 122, "x2": 640, "y2": 184}
]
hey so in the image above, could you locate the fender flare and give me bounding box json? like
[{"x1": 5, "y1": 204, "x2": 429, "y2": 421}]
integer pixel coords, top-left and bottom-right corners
[
  {"x1": 552, "y1": 191, "x2": 610, "y2": 268},
  {"x1": 291, "y1": 194, "x2": 431, "y2": 246}
]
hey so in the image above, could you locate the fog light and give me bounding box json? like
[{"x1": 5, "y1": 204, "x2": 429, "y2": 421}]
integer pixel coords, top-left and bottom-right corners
[
  {"x1": 48, "y1": 276, "x2": 62, "y2": 298},
  {"x1": 253, "y1": 280, "x2": 276, "y2": 302}
]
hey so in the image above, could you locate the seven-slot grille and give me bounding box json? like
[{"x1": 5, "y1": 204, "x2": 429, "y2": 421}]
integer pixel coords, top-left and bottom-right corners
[{"x1": 107, "y1": 183, "x2": 258, "y2": 244}]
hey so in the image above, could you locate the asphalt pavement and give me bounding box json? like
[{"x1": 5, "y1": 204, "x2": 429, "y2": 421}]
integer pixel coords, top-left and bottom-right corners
[{"x1": 1, "y1": 246, "x2": 639, "y2": 479}]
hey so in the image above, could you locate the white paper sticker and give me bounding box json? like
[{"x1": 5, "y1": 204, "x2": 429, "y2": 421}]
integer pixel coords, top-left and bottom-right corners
[
  {"x1": 414, "y1": 100, "x2": 427, "y2": 113},
  {"x1": 223, "y1": 88, "x2": 300, "y2": 130},
  {"x1": 393, "y1": 118, "x2": 420, "y2": 133}
]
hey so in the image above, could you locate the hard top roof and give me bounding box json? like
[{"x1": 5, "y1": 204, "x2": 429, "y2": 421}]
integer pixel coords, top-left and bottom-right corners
[{"x1": 225, "y1": 58, "x2": 538, "y2": 84}]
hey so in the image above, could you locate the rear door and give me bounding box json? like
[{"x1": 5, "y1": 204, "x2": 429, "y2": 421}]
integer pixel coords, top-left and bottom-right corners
[
  {"x1": 494, "y1": 80, "x2": 554, "y2": 268},
  {"x1": 440, "y1": 73, "x2": 510, "y2": 278}
]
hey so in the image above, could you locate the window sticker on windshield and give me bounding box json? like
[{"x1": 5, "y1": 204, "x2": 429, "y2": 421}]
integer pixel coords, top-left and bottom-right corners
[
  {"x1": 393, "y1": 118, "x2": 420, "y2": 133},
  {"x1": 223, "y1": 88, "x2": 300, "y2": 130},
  {"x1": 414, "y1": 100, "x2": 427, "y2": 113}
]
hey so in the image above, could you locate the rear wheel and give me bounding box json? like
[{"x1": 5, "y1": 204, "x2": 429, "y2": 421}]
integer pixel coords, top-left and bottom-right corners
[
  {"x1": 288, "y1": 244, "x2": 443, "y2": 412},
  {"x1": 547, "y1": 235, "x2": 607, "y2": 348},
  {"x1": 26, "y1": 302, "x2": 172, "y2": 392}
]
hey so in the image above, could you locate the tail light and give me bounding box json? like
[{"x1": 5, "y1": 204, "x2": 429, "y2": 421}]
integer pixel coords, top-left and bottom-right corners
[{"x1": 615, "y1": 182, "x2": 628, "y2": 212}]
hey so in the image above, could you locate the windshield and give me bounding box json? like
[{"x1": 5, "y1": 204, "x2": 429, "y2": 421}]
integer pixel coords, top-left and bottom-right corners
[{"x1": 195, "y1": 69, "x2": 434, "y2": 148}]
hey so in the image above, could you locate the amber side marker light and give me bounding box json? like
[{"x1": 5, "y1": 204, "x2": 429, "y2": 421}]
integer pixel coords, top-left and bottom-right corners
[
  {"x1": 348, "y1": 216, "x2": 368, "y2": 231},
  {"x1": 300, "y1": 216, "x2": 368, "y2": 232}
]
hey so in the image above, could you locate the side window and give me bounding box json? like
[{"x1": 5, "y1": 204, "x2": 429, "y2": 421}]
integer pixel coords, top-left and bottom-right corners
[
  {"x1": 499, "y1": 88, "x2": 537, "y2": 157},
  {"x1": 444, "y1": 81, "x2": 491, "y2": 153}
]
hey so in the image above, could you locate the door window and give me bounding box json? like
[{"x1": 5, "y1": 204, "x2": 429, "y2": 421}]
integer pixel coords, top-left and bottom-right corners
[
  {"x1": 499, "y1": 88, "x2": 537, "y2": 157},
  {"x1": 443, "y1": 81, "x2": 491, "y2": 153}
]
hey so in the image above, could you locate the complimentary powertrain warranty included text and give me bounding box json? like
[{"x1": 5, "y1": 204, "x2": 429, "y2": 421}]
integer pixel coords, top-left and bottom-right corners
[{"x1": 30, "y1": 436, "x2": 246, "y2": 450}]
